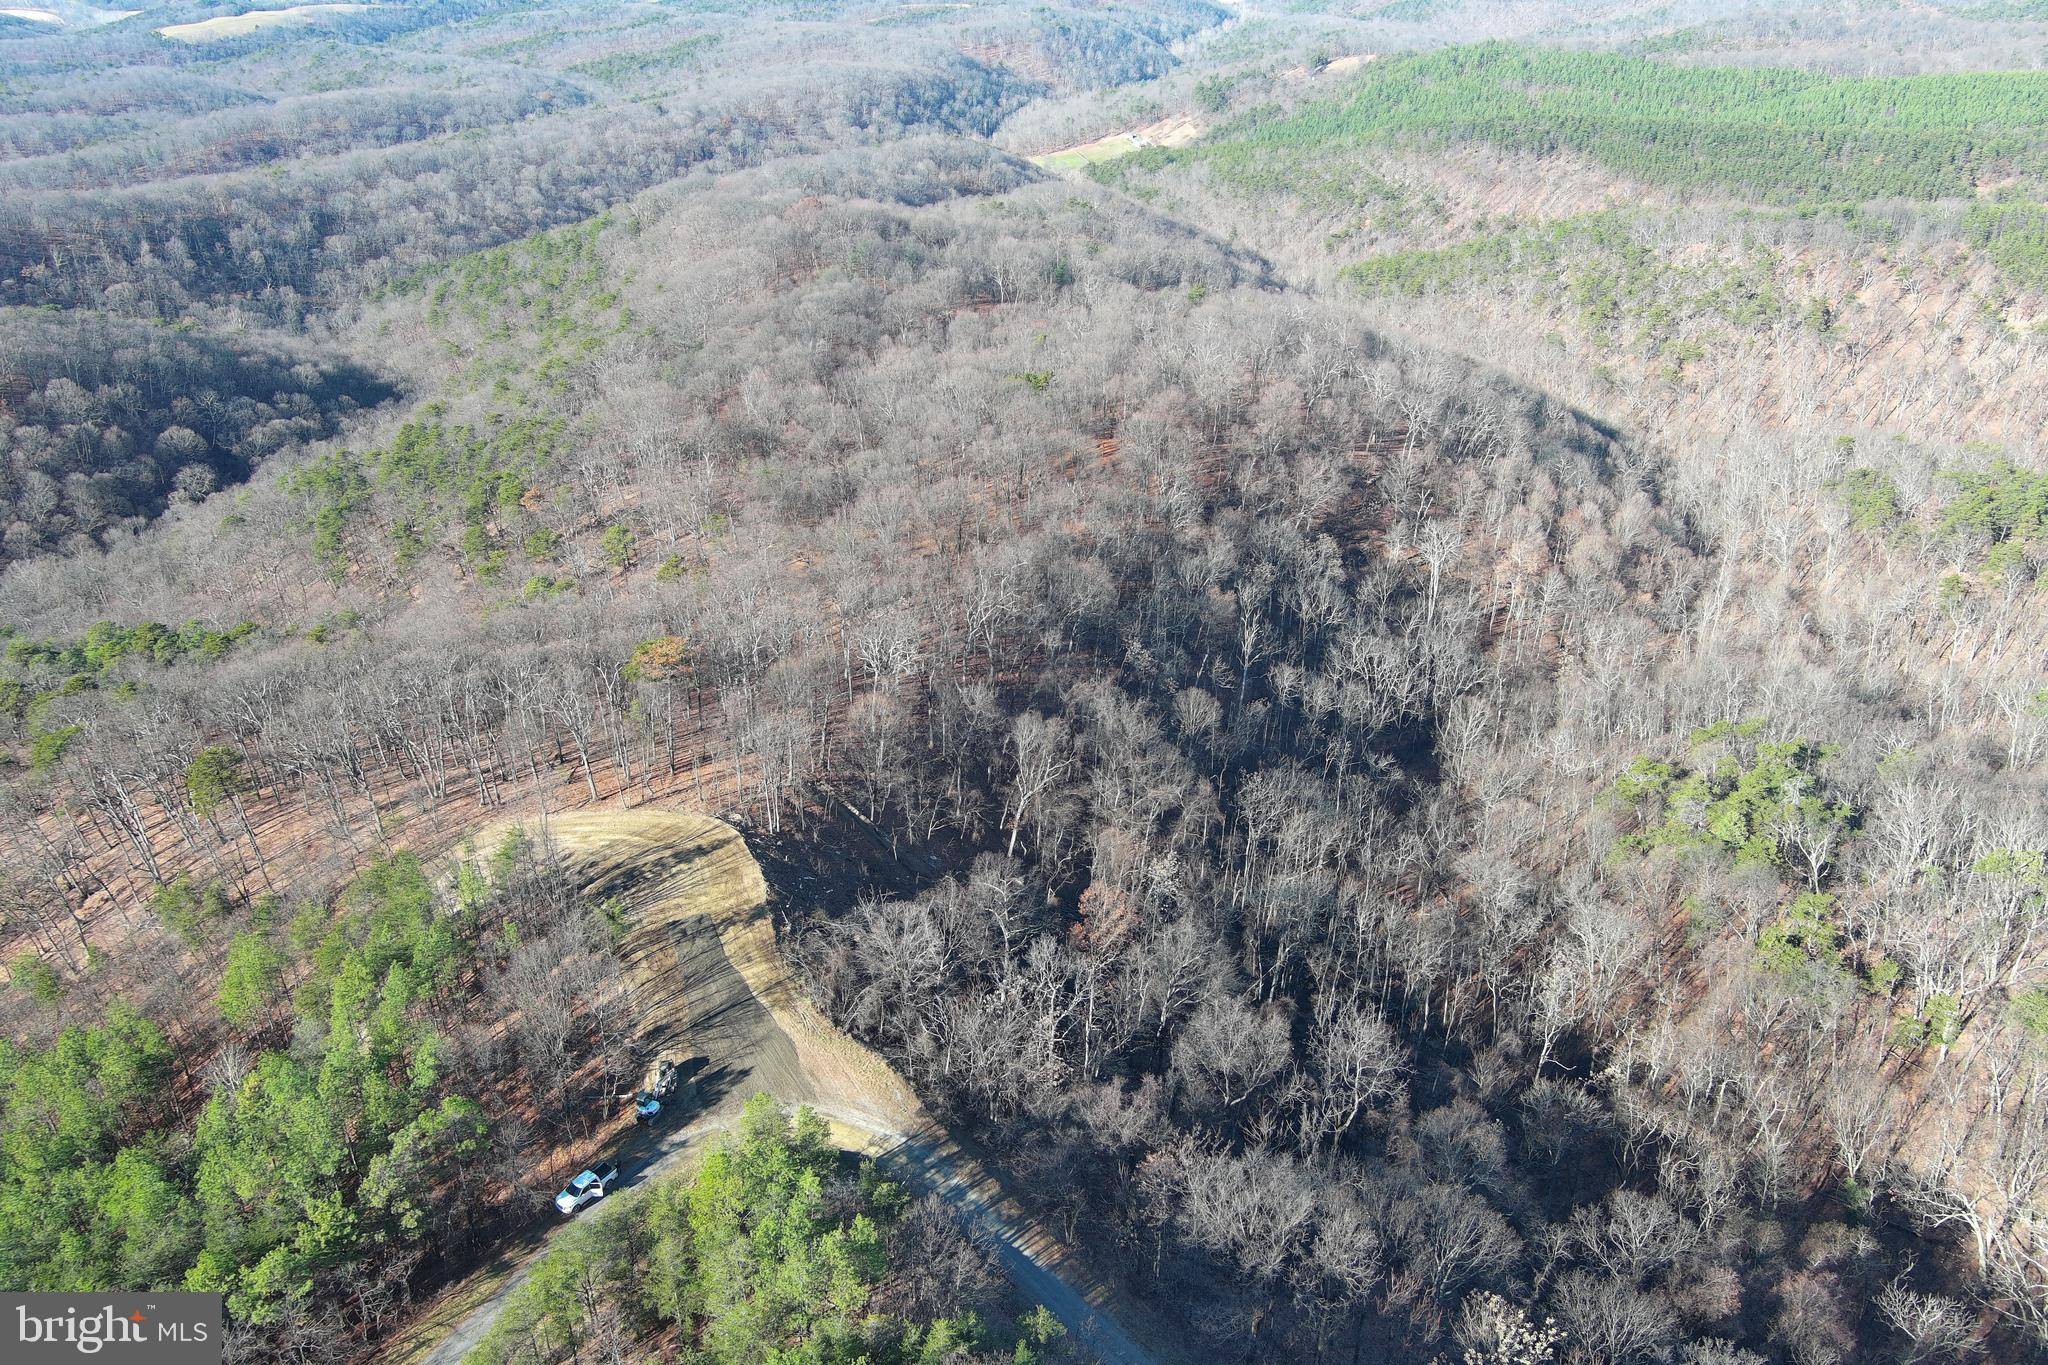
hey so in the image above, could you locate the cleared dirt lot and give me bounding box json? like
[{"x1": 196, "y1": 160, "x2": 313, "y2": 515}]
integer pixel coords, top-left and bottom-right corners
[
  {"x1": 507, "y1": 808, "x2": 923, "y2": 1137},
  {"x1": 395, "y1": 808, "x2": 1162, "y2": 1365},
  {"x1": 1031, "y1": 114, "x2": 1206, "y2": 174},
  {"x1": 156, "y1": 3, "x2": 372, "y2": 42}
]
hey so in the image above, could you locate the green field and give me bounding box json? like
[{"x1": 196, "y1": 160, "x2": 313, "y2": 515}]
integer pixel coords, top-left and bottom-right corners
[{"x1": 1033, "y1": 135, "x2": 1145, "y2": 174}]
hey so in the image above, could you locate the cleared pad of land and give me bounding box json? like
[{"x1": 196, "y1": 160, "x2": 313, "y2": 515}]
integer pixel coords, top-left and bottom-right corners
[
  {"x1": 1280, "y1": 51, "x2": 1376, "y2": 80},
  {"x1": 395, "y1": 809, "x2": 1163, "y2": 1365},
  {"x1": 523, "y1": 808, "x2": 921, "y2": 1139},
  {"x1": 1031, "y1": 114, "x2": 1204, "y2": 173},
  {"x1": 156, "y1": 3, "x2": 371, "y2": 42}
]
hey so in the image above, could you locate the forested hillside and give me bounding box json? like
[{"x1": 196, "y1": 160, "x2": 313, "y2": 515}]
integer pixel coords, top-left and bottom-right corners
[
  {"x1": 1128, "y1": 45, "x2": 2048, "y2": 201},
  {"x1": 3, "y1": 4, "x2": 2047, "y2": 1365},
  {"x1": 0, "y1": 309, "x2": 389, "y2": 559},
  {"x1": 0, "y1": 0, "x2": 1214, "y2": 557},
  {"x1": 1080, "y1": 18, "x2": 2048, "y2": 1359}
]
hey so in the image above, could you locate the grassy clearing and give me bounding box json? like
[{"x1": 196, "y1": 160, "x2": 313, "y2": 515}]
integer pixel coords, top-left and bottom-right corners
[
  {"x1": 1031, "y1": 115, "x2": 1204, "y2": 175},
  {"x1": 1034, "y1": 138, "x2": 1142, "y2": 174}
]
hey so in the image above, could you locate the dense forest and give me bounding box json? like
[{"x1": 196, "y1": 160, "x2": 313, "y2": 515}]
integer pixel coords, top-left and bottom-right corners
[
  {"x1": 0, "y1": 0, "x2": 1218, "y2": 555},
  {"x1": 1107, "y1": 44, "x2": 2048, "y2": 202},
  {"x1": 2, "y1": 4, "x2": 2047, "y2": 1365},
  {"x1": 0, "y1": 309, "x2": 390, "y2": 560}
]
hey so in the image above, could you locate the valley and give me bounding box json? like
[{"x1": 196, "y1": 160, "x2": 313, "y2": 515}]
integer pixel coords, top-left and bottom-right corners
[{"x1": 1, "y1": 4, "x2": 2046, "y2": 1364}]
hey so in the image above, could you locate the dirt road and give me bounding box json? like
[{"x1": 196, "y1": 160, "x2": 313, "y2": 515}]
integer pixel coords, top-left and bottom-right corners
[
  {"x1": 878, "y1": 1127, "x2": 1157, "y2": 1365},
  {"x1": 400, "y1": 809, "x2": 1160, "y2": 1365}
]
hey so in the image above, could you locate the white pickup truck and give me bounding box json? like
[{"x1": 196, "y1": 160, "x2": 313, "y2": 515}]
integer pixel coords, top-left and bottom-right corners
[{"x1": 554, "y1": 1161, "x2": 619, "y2": 1215}]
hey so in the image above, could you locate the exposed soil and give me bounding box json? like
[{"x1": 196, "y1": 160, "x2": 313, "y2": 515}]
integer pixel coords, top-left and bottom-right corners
[
  {"x1": 156, "y1": 3, "x2": 373, "y2": 42},
  {"x1": 389, "y1": 809, "x2": 1168, "y2": 1365},
  {"x1": 1280, "y1": 52, "x2": 1377, "y2": 81},
  {"x1": 1032, "y1": 115, "x2": 1206, "y2": 173}
]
